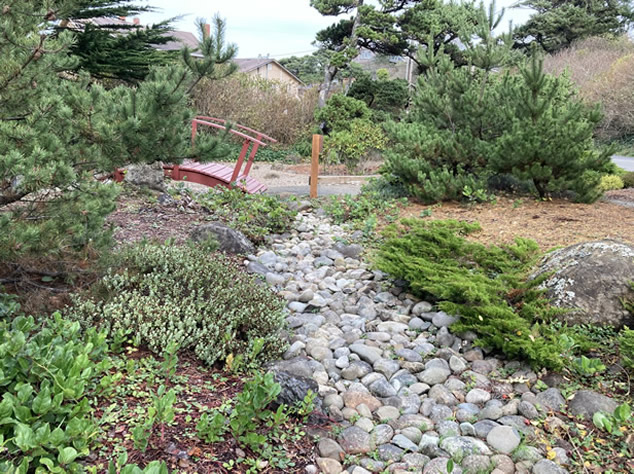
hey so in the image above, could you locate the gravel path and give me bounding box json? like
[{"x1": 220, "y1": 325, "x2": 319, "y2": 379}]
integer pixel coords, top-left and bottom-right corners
[{"x1": 239, "y1": 208, "x2": 614, "y2": 473}]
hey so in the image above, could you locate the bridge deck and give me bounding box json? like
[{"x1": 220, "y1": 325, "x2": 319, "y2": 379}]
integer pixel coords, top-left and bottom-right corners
[{"x1": 164, "y1": 161, "x2": 267, "y2": 194}]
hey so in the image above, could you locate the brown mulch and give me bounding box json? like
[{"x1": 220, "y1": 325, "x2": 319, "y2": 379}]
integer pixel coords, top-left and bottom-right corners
[
  {"x1": 106, "y1": 195, "x2": 211, "y2": 246},
  {"x1": 400, "y1": 195, "x2": 634, "y2": 250},
  {"x1": 90, "y1": 349, "x2": 323, "y2": 473}
]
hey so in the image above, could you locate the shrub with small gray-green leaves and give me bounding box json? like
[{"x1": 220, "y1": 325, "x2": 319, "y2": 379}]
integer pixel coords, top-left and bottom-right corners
[{"x1": 68, "y1": 243, "x2": 287, "y2": 366}]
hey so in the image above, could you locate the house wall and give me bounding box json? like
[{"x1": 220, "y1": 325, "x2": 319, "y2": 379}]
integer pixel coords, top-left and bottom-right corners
[{"x1": 247, "y1": 63, "x2": 302, "y2": 96}]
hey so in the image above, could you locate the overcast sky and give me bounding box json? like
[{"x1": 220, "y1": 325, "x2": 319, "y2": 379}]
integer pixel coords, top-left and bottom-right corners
[{"x1": 136, "y1": 0, "x2": 535, "y2": 59}]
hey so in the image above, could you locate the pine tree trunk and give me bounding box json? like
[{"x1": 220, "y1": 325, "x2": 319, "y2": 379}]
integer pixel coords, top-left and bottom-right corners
[
  {"x1": 318, "y1": 0, "x2": 364, "y2": 108},
  {"x1": 318, "y1": 65, "x2": 337, "y2": 108}
]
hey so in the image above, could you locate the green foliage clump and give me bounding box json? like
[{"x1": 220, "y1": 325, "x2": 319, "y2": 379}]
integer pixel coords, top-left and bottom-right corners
[
  {"x1": 324, "y1": 119, "x2": 388, "y2": 171},
  {"x1": 347, "y1": 74, "x2": 409, "y2": 117},
  {"x1": 620, "y1": 324, "x2": 634, "y2": 369},
  {"x1": 108, "y1": 452, "x2": 169, "y2": 474},
  {"x1": 196, "y1": 372, "x2": 315, "y2": 470},
  {"x1": 0, "y1": 5, "x2": 233, "y2": 262},
  {"x1": 187, "y1": 186, "x2": 298, "y2": 243},
  {"x1": 621, "y1": 171, "x2": 634, "y2": 188},
  {"x1": 68, "y1": 243, "x2": 287, "y2": 366},
  {"x1": 376, "y1": 219, "x2": 568, "y2": 369},
  {"x1": 593, "y1": 403, "x2": 632, "y2": 437},
  {"x1": 0, "y1": 310, "x2": 112, "y2": 472},
  {"x1": 324, "y1": 189, "x2": 405, "y2": 226},
  {"x1": 599, "y1": 174, "x2": 625, "y2": 191},
  {"x1": 315, "y1": 94, "x2": 372, "y2": 132}
]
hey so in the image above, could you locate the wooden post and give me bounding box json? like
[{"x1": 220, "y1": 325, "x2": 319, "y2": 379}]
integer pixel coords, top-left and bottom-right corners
[{"x1": 310, "y1": 134, "x2": 322, "y2": 198}]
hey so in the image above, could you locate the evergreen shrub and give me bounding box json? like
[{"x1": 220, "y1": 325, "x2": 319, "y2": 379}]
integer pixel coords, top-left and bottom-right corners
[
  {"x1": 598, "y1": 174, "x2": 625, "y2": 191},
  {"x1": 380, "y1": 5, "x2": 612, "y2": 203},
  {"x1": 315, "y1": 94, "x2": 372, "y2": 132},
  {"x1": 376, "y1": 219, "x2": 568, "y2": 369},
  {"x1": 323, "y1": 119, "x2": 388, "y2": 171},
  {"x1": 68, "y1": 243, "x2": 287, "y2": 366}
]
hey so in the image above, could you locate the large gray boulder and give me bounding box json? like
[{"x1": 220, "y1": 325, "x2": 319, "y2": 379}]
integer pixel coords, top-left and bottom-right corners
[
  {"x1": 532, "y1": 240, "x2": 634, "y2": 327},
  {"x1": 568, "y1": 390, "x2": 618, "y2": 419},
  {"x1": 189, "y1": 222, "x2": 255, "y2": 254},
  {"x1": 123, "y1": 161, "x2": 165, "y2": 191}
]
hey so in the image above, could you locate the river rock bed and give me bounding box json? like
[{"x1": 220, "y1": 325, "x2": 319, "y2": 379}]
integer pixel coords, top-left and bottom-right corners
[{"x1": 245, "y1": 208, "x2": 585, "y2": 474}]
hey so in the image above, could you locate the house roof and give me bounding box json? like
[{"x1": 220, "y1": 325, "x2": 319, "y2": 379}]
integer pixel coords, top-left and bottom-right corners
[
  {"x1": 155, "y1": 30, "x2": 199, "y2": 51},
  {"x1": 234, "y1": 58, "x2": 305, "y2": 85},
  {"x1": 233, "y1": 58, "x2": 275, "y2": 73}
]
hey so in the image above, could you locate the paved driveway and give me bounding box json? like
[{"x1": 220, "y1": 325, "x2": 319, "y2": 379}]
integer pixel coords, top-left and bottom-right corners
[{"x1": 613, "y1": 155, "x2": 634, "y2": 171}]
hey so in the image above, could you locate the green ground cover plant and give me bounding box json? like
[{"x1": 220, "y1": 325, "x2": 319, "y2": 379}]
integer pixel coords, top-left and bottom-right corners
[
  {"x1": 323, "y1": 187, "x2": 407, "y2": 242},
  {"x1": 375, "y1": 218, "x2": 571, "y2": 369},
  {"x1": 68, "y1": 243, "x2": 287, "y2": 366},
  {"x1": 619, "y1": 326, "x2": 634, "y2": 369},
  {"x1": 0, "y1": 305, "x2": 112, "y2": 472},
  {"x1": 196, "y1": 372, "x2": 315, "y2": 471},
  {"x1": 177, "y1": 186, "x2": 298, "y2": 243}
]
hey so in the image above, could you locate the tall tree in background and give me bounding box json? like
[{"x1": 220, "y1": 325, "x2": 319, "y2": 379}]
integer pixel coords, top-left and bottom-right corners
[
  {"x1": 514, "y1": 0, "x2": 634, "y2": 53},
  {"x1": 57, "y1": 0, "x2": 173, "y2": 83},
  {"x1": 0, "y1": 1, "x2": 233, "y2": 264},
  {"x1": 279, "y1": 51, "x2": 329, "y2": 84},
  {"x1": 357, "y1": 0, "x2": 481, "y2": 72},
  {"x1": 311, "y1": 0, "x2": 365, "y2": 107},
  {"x1": 311, "y1": 0, "x2": 483, "y2": 107}
]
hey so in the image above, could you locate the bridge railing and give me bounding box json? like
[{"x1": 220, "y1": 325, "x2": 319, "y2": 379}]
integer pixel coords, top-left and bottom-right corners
[{"x1": 191, "y1": 117, "x2": 275, "y2": 183}]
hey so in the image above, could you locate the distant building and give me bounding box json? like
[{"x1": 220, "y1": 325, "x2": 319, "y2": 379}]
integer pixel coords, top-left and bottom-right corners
[
  {"x1": 153, "y1": 30, "x2": 305, "y2": 96},
  {"x1": 233, "y1": 58, "x2": 305, "y2": 96}
]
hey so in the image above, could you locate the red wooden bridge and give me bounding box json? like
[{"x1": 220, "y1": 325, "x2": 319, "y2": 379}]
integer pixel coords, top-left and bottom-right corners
[{"x1": 116, "y1": 117, "x2": 275, "y2": 194}]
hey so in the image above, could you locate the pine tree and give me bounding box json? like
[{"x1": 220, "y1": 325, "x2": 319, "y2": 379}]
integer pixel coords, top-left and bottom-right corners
[
  {"x1": 357, "y1": 0, "x2": 481, "y2": 72},
  {"x1": 381, "y1": 2, "x2": 612, "y2": 203},
  {"x1": 0, "y1": 1, "x2": 231, "y2": 262},
  {"x1": 514, "y1": 0, "x2": 634, "y2": 54},
  {"x1": 490, "y1": 52, "x2": 612, "y2": 201},
  {"x1": 381, "y1": 3, "x2": 514, "y2": 202},
  {"x1": 57, "y1": 0, "x2": 174, "y2": 83},
  {"x1": 311, "y1": 0, "x2": 366, "y2": 106},
  {"x1": 279, "y1": 51, "x2": 329, "y2": 84}
]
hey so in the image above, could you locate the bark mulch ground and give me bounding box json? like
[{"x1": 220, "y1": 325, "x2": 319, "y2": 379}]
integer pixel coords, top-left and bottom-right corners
[
  {"x1": 400, "y1": 195, "x2": 634, "y2": 251},
  {"x1": 89, "y1": 349, "x2": 322, "y2": 473}
]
